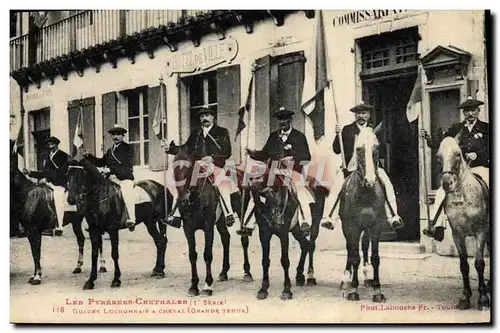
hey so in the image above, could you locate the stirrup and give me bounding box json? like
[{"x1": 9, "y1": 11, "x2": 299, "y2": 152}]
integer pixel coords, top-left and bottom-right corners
[
  {"x1": 236, "y1": 227, "x2": 253, "y2": 237},
  {"x1": 225, "y1": 214, "x2": 238, "y2": 227}
]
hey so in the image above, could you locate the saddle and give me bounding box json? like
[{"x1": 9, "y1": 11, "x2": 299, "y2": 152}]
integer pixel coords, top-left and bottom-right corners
[{"x1": 472, "y1": 173, "x2": 489, "y2": 208}]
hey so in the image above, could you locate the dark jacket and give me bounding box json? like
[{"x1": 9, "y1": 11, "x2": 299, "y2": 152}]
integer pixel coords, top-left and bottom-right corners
[
  {"x1": 251, "y1": 128, "x2": 311, "y2": 174},
  {"x1": 428, "y1": 120, "x2": 489, "y2": 168},
  {"x1": 29, "y1": 149, "x2": 70, "y2": 187},
  {"x1": 333, "y1": 122, "x2": 385, "y2": 166},
  {"x1": 87, "y1": 142, "x2": 135, "y2": 181},
  {"x1": 168, "y1": 125, "x2": 231, "y2": 168}
]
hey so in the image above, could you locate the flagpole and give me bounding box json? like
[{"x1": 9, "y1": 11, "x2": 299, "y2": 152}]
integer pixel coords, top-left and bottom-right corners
[
  {"x1": 20, "y1": 106, "x2": 26, "y2": 169},
  {"x1": 159, "y1": 76, "x2": 169, "y2": 223}
]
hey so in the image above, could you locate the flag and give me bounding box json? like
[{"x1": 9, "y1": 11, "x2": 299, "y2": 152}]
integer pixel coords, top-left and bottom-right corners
[
  {"x1": 235, "y1": 75, "x2": 254, "y2": 140},
  {"x1": 73, "y1": 105, "x2": 84, "y2": 154},
  {"x1": 153, "y1": 82, "x2": 167, "y2": 140},
  {"x1": 301, "y1": 10, "x2": 330, "y2": 141},
  {"x1": 406, "y1": 65, "x2": 423, "y2": 123},
  {"x1": 12, "y1": 121, "x2": 24, "y2": 157}
]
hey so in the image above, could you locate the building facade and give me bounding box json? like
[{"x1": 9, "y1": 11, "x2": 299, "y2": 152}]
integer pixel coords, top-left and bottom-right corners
[{"x1": 10, "y1": 10, "x2": 490, "y2": 253}]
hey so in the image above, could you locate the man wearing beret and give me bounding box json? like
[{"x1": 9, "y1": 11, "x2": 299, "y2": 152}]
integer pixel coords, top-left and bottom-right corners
[
  {"x1": 320, "y1": 102, "x2": 404, "y2": 231},
  {"x1": 83, "y1": 124, "x2": 136, "y2": 230},
  {"x1": 23, "y1": 136, "x2": 69, "y2": 236},
  {"x1": 161, "y1": 106, "x2": 240, "y2": 228},
  {"x1": 237, "y1": 106, "x2": 314, "y2": 236},
  {"x1": 421, "y1": 97, "x2": 489, "y2": 237}
]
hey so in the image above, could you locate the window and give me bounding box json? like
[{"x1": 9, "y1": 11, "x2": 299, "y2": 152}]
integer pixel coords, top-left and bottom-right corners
[
  {"x1": 187, "y1": 71, "x2": 217, "y2": 132},
  {"x1": 127, "y1": 90, "x2": 149, "y2": 166},
  {"x1": 10, "y1": 11, "x2": 19, "y2": 38}
]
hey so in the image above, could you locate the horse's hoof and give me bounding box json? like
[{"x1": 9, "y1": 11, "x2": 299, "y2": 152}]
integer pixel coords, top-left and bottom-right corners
[
  {"x1": 188, "y1": 288, "x2": 200, "y2": 297},
  {"x1": 99, "y1": 267, "x2": 107, "y2": 273},
  {"x1": 151, "y1": 271, "x2": 165, "y2": 279},
  {"x1": 29, "y1": 278, "x2": 41, "y2": 285},
  {"x1": 347, "y1": 292, "x2": 360, "y2": 301},
  {"x1": 364, "y1": 279, "x2": 374, "y2": 287},
  {"x1": 478, "y1": 296, "x2": 490, "y2": 311},
  {"x1": 257, "y1": 290, "x2": 268, "y2": 300},
  {"x1": 372, "y1": 293, "x2": 386, "y2": 303},
  {"x1": 201, "y1": 289, "x2": 213, "y2": 297},
  {"x1": 28, "y1": 277, "x2": 34, "y2": 284},
  {"x1": 54, "y1": 229, "x2": 63, "y2": 236},
  {"x1": 296, "y1": 276, "x2": 305, "y2": 287},
  {"x1": 218, "y1": 273, "x2": 228, "y2": 282},
  {"x1": 110, "y1": 280, "x2": 121, "y2": 288},
  {"x1": 280, "y1": 291, "x2": 293, "y2": 301},
  {"x1": 307, "y1": 278, "x2": 317, "y2": 286},
  {"x1": 243, "y1": 274, "x2": 253, "y2": 283},
  {"x1": 83, "y1": 281, "x2": 95, "y2": 290},
  {"x1": 456, "y1": 299, "x2": 471, "y2": 310},
  {"x1": 73, "y1": 267, "x2": 82, "y2": 274}
]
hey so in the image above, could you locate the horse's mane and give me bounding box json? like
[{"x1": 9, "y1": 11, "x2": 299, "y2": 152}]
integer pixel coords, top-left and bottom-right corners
[{"x1": 438, "y1": 137, "x2": 463, "y2": 159}]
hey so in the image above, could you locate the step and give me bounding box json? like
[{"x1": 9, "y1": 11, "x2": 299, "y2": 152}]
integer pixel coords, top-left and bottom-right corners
[
  {"x1": 332, "y1": 250, "x2": 432, "y2": 261},
  {"x1": 379, "y1": 242, "x2": 425, "y2": 254}
]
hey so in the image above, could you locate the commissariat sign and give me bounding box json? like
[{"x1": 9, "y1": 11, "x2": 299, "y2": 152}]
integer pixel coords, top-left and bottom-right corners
[{"x1": 165, "y1": 37, "x2": 239, "y2": 76}]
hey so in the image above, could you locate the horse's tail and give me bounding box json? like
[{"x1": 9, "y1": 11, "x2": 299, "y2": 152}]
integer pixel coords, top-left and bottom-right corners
[{"x1": 23, "y1": 186, "x2": 56, "y2": 230}]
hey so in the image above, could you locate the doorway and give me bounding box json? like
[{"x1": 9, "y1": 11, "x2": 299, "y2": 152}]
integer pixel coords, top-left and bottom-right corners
[
  {"x1": 29, "y1": 107, "x2": 50, "y2": 171},
  {"x1": 363, "y1": 75, "x2": 420, "y2": 241}
]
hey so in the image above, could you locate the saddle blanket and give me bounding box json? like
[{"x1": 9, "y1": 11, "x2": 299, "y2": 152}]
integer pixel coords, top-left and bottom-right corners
[{"x1": 106, "y1": 177, "x2": 153, "y2": 204}]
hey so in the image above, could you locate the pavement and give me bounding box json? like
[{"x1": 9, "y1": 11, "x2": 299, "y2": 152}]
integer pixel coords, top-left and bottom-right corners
[{"x1": 10, "y1": 223, "x2": 491, "y2": 324}]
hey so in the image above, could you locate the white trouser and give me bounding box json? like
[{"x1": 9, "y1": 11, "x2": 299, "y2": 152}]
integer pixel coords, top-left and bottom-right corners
[
  {"x1": 243, "y1": 170, "x2": 315, "y2": 230},
  {"x1": 49, "y1": 184, "x2": 66, "y2": 230},
  {"x1": 433, "y1": 166, "x2": 489, "y2": 226},
  {"x1": 165, "y1": 162, "x2": 239, "y2": 218},
  {"x1": 322, "y1": 168, "x2": 398, "y2": 220},
  {"x1": 118, "y1": 179, "x2": 136, "y2": 221}
]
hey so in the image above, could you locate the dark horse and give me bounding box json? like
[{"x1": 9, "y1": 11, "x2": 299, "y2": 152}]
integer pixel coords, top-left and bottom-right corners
[
  {"x1": 170, "y1": 144, "x2": 237, "y2": 296},
  {"x1": 437, "y1": 137, "x2": 490, "y2": 310},
  {"x1": 66, "y1": 156, "x2": 171, "y2": 290},
  {"x1": 339, "y1": 127, "x2": 386, "y2": 302},
  {"x1": 10, "y1": 154, "x2": 57, "y2": 285},
  {"x1": 246, "y1": 166, "x2": 315, "y2": 301}
]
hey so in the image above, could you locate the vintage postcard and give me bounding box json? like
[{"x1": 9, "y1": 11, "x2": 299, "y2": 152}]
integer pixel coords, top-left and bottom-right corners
[{"x1": 10, "y1": 9, "x2": 491, "y2": 324}]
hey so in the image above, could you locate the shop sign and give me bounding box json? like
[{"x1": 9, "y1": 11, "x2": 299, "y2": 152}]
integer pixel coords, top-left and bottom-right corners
[
  {"x1": 26, "y1": 89, "x2": 52, "y2": 101},
  {"x1": 165, "y1": 38, "x2": 239, "y2": 76},
  {"x1": 332, "y1": 10, "x2": 408, "y2": 28}
]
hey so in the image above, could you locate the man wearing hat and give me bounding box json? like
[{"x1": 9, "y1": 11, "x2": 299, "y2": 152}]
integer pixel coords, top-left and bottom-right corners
[
  {"x1": 23, "y1": 136, "x2": 69, "y2": 236},
  {"x1": 83, "y1": 124, "x2": 136, "y2": 230},
  {"x1": 237, "y1": 106, "x2": 314, "y2": 236},
  {"x1": 161, "y1": 106, "x2": 240, "y2": 228},
  {"x1": 320, "y1": 102, "x2": 404, "y2": 231},
  {"x1": 421, "y1": 97, "x2": 489, "y2": 237}
]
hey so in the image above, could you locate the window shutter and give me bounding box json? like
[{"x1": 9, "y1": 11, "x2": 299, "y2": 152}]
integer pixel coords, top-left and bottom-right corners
[
  {"x1": 216, "y1": 65, "x2": 241, "y2": 164},
  {"x1": 147, "y1": 85, "x2": 165, "y2": 171},
  {"x1": 254, "y1": 55, "x2": 271, "y2": 150},
  {"x1": 102, "y1": 91, "x2": 117, "y2": 155},
  {"x1": 68, "y1": 97, "x2": 95, "y2": 155}
]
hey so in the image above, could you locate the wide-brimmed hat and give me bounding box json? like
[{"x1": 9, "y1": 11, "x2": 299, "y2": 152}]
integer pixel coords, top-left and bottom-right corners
[
  {"x1": 272, "y1": 106, "x2": 294, "y2": 118},
  {"x1": 196, "y1": 106, "x2": 216, "y2": 117},
  {"x1": 458, "y1": 96, "x2": 484, "y2": 110},
  {"x1": 108, "y1": 124, "x2": 127, "y2": 135},
  {"x1": 350, "y1": 101, "x2": 375, "y2": 113},
  {"x1": 45, "y1": 136, "x2": 60, "y2": 145}
]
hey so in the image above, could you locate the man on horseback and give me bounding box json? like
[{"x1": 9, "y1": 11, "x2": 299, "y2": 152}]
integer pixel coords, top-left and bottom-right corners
[
  {"x1": 83, "y1": 124, "x2": 136, "y2": 230},
  {"x1": 320, "y1": 102, "x2": 404, "y2": 231},
  {"x1": 23, "y1": 136, "x2": 69, "y2": 236},
  {"x1": 421, "y1": 97, "x2": 489, "y2": 237},
  {"x1": 237, "y1": 106, "x2": 314, "y2": 236},
  {"x1": 160, "y1": 106, "x2": 240, "y2": 228}
]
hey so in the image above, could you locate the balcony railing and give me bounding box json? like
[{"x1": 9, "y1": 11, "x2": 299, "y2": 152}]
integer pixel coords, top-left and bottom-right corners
[{"x1": 10, "y1": 10, "x2": 211, "y2": 73}]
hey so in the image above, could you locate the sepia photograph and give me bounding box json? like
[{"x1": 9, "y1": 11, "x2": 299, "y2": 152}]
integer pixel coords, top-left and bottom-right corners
[{"x1": 9, "y1": 8, "x2": 492, "y2": 324}]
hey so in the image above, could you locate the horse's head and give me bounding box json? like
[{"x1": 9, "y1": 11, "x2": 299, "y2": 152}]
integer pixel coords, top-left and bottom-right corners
[
  {"x1": 66, "y1": 161, "x2": 88, "y2": 206},
  {"x1": 354, "y1": 127, "x2": 380, "y2": 188},
  {"x1": 437, "y1": 137, "x2": 465, "y2": 193}
]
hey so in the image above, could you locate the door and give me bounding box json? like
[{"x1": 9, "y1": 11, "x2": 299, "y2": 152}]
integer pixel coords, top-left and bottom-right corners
[{"x1": 31, "y1": 128, "x2": 50, "y2": 171}]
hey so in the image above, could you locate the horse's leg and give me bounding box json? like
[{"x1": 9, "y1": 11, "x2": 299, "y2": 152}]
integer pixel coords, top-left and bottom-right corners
[
  {"x1": 241, "y1": 235, "x2": 253, "y2": 282},
  {"x1": 362, "y1": 231, "x2": 373, "y2": 287},
  {"x1": 184, "y1": 227, "x2": 199, "y2": 296},
  {"x1": 346, "y1": 226, "x2": 361, "y2": 301},
  {"x1": 292, "y1": 226, "x2": 309, "y2": 287},
  {"x1": 279, "y1": 230, "x2": 293, "y2": 300},
  {"x1": 109, "y1": 230, "x2": 121, "y2": 288},
  {"x1": 451, "y1": 232, "x2": 472, "y2": 310},
  {"x1": 257, "y1": 229, "x2": 271, "y2": 300},
  {"x1": 83, "y1": 228, "x2": 100, "y2": 290},
  {"x1": 98, "y1": 232, "x2": 107, "y2": 273},
  {"x1": 475, "y1": 231, "x2": 489, "y2": 310},
  {"x1": 201, "y1": 222, "x2": 215, "y2": 296},
  {"x1": 370, "y1": 228, "x2": 385, "y2": 303},
  {"x1": 141, "y1": 204, "x2": 167, "y2": 278},
  {"x1": 70, "y1": 213, "x2": 85, "y2": 274},
  {"x1": 216, "y1": 217, "x2": 231, "y2": 282},
  {"x1": 27, "y1": 229, "x2": 42, "y2": 285},
  {"x1": 306, "y1": 212, "x2": 320, "y2": 286}
]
